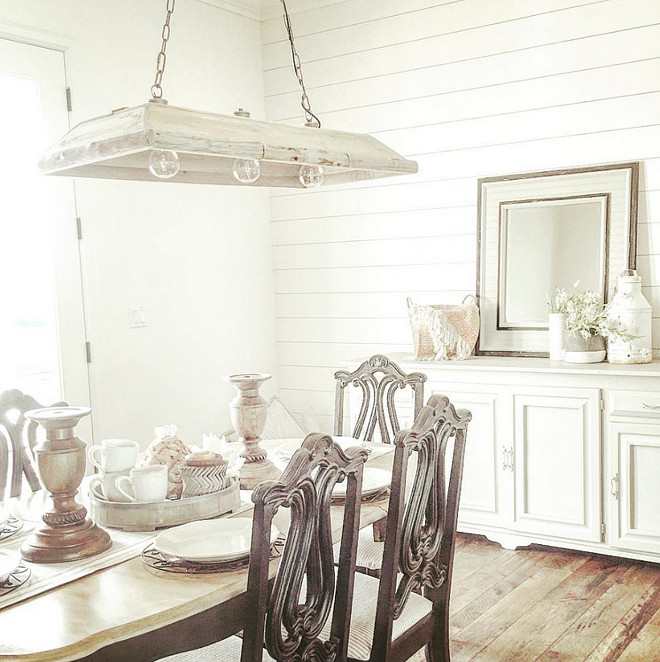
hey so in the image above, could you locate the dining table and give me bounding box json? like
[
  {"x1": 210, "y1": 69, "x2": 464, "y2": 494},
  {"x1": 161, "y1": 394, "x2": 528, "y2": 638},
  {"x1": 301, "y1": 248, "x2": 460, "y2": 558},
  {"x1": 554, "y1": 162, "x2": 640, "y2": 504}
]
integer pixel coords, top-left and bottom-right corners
[{"x1": 0, "y1": 437, "x2": 394, "y2": 662}]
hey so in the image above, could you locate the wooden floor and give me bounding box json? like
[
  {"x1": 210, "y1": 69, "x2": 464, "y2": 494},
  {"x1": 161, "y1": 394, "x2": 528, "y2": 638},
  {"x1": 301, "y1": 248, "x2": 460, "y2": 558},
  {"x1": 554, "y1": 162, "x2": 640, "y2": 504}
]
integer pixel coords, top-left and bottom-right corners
[{"x1": 442, "y1": 533, "x2": 660, "y2": 662}]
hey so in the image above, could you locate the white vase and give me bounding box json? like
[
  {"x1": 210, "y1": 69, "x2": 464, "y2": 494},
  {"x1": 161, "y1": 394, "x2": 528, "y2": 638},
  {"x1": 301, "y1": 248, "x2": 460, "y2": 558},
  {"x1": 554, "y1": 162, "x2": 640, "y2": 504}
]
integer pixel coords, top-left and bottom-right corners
[
  {"x1": 548, "y1": 313, "x2": 566, "y2": 361},
  {"x1": 606, "y1": 270, "x2": 652, "y2": 364}
]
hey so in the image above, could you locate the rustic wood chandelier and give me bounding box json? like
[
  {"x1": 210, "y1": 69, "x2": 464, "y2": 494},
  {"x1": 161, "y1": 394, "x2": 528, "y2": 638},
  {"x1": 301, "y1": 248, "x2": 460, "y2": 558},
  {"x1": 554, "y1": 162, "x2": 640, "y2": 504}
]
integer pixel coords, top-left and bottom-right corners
[{"x1": 39, "y1": 0, "x2": 417, "y2": 189}]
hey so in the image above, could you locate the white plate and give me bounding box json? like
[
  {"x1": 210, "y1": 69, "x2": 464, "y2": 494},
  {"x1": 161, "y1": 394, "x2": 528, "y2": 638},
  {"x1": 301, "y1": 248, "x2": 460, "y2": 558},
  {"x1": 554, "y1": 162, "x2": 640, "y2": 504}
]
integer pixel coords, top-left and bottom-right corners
[
  {"x1": 0, "y1": 551, "x2": 21, "y2": 583},
  {"x1": 0, "y1": 507, "x2": 8, "y2": 526},
  {"x1": 332, "y1": 467, "x2": 391, "y2": 498},
  {"x1": 155, "y1": 518, "x2": 278, "y2": 563}
]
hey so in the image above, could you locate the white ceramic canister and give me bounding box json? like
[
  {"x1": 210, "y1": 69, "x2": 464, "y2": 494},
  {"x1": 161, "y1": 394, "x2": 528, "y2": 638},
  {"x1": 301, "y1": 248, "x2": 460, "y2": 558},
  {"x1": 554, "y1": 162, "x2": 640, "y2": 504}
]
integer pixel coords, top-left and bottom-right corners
[{"x1": 606, "y1": 270, "x2": 652, "y2": 364}]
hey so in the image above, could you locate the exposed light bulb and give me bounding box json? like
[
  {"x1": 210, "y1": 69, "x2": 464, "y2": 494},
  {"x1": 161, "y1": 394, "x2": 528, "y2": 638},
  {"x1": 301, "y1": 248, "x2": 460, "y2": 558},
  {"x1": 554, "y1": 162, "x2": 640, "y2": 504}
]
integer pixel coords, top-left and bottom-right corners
[
  {"x1": 299, "y1": 164, "x2": 324, "y2": 189},
  {"x1": 148, "y1": 150, "x2": 180, "y2": 179},
  {"x1": 232, "y1": 158, "x2": 261, "y2": 184}
]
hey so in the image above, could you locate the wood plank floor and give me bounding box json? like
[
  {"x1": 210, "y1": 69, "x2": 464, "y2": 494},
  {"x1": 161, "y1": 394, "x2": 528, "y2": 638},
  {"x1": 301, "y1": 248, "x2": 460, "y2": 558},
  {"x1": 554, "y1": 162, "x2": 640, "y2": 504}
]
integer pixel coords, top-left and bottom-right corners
[{"x1": 439, "y1": 533, "x2": 660, "y2": 662}]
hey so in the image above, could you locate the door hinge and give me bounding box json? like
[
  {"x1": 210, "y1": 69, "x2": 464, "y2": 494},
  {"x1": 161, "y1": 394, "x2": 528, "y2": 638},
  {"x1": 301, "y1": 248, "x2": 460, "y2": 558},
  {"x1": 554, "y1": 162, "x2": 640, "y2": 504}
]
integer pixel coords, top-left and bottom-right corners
[
  {"x1": 76, "y1": 216, "x2": 83, "y2": 240},
  {"x1": 66, "y1": 87, "x2": 72, "y2": 112},
  {"x1": 85, "y1": 341, "x2": 92, "y2": 363},
  {"x1": 601, "y1": 522, "x2": 606, "y2": 537}
]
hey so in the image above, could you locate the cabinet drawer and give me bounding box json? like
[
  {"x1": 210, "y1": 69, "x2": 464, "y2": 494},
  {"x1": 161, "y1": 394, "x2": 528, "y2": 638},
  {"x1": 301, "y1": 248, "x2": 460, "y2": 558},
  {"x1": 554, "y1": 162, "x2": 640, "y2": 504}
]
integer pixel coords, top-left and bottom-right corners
[{"x1": 610, "y1": 390, "x2": 660, "y2": 418}]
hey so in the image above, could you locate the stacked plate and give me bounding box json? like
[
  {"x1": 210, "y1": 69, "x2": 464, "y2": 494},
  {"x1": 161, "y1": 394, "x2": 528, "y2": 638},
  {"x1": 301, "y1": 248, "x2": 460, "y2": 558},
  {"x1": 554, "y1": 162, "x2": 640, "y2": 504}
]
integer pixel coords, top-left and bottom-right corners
[
  {"x1": 0, "y1": 550, "x2": 30, "y2": 596},
  {"x1": 332, "y1": 467, "x2": 391, "y2": 503},
  {"x1": 147, "y1": 519, "x2": 279, "y2": 572},
  {"x1": 0, "y1": 508, "x2": 23, "y2": 542}
]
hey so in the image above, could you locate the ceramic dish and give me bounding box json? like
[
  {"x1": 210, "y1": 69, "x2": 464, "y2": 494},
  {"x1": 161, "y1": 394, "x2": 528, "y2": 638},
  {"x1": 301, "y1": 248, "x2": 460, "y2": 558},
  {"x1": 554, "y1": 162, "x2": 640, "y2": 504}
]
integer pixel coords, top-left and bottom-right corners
[
  {"x1": 0, "y1": 506, "x2": 8, "y2": 526},
  {"x1": 0, "y1": 551, "x2": 22, "y2": 583},
  {"x1": 155, "y1": 518, "x2": 278, "y2": 563},
  {"x1": 0, "y1": 552, "x2": 30, "y2": 597},
  {"x1": 0, "y1": 514, "x2": 23, "y2": 542},
  {"x1": 332, "y1": 467, "x2": 391, "y2": 498}
]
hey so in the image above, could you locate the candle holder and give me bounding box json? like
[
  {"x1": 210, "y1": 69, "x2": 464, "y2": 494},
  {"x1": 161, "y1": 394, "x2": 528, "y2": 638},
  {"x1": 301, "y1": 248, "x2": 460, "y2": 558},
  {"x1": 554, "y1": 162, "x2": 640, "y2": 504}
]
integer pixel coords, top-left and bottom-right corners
[
  {"x1": 21, "y1": 406, "x2": 111, "y2": 563},
  {"x1": 226, "y1": 373, "x2": 279, "y2": 489}
]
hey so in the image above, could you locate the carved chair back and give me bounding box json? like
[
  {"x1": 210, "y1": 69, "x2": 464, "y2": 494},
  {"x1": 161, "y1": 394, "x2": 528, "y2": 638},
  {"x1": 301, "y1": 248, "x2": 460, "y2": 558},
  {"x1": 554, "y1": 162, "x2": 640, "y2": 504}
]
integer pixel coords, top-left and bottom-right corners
[
  {"x1": 371, "y1": 394, "x2": 471, "y2": 661},
  {"x1": 240, "y1": 433, "x2": 369, "y2": 662},
  {"x1": 334, "y1": 355, "x2": 426, "y2": 444},
  {"x1": 0, "y1": 389, "x2": 65, "y2": 500}
]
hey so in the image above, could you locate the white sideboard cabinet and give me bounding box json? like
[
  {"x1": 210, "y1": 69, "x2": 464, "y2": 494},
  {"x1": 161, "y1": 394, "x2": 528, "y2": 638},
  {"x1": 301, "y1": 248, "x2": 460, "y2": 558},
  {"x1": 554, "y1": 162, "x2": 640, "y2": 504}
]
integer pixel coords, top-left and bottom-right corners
[{"x1": 346, "y1": 355, "x2": 660, "y2": 563}]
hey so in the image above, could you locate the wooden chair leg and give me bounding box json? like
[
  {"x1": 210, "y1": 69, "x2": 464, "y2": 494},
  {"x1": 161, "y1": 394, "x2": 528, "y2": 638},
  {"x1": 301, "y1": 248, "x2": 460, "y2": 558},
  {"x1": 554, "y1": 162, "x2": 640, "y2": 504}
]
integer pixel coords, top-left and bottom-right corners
[
  {"x1": 372, "y1": 516, "x2": 387, "y2": 542},
  {"x1": 424, "y1": 591, "x2": 451, "y2": 662}
]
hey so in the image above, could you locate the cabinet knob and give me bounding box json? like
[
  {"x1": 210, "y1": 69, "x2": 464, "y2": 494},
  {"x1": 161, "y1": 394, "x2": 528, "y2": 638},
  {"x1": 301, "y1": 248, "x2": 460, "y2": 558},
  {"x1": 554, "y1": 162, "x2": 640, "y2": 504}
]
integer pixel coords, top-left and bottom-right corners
[{"x1": 641, "y1": 402, "x2": 660, "y2": 410}]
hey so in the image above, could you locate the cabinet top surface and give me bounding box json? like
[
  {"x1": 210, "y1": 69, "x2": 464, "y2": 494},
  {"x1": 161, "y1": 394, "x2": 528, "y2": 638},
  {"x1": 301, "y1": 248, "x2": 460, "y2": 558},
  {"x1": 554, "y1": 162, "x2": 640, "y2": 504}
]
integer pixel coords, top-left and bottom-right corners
[{"x1": 350, "y1": 354, "x2": 660, "y2": 378}]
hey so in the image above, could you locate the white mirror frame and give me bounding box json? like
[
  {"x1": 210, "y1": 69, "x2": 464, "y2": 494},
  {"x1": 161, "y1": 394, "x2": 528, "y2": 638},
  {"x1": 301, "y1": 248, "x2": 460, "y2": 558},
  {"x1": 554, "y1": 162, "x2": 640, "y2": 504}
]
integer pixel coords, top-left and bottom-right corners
[{"x1": 476, "y1": 162, "x2": 639, "y2": 356}]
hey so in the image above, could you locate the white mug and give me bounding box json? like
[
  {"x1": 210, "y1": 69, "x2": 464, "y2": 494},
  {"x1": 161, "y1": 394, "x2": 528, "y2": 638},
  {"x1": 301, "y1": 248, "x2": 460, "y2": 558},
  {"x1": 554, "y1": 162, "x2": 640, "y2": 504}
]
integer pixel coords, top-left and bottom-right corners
[
  {"x1": 116, "y1": 465, "x2": 168, "y2": 503},
  {"x1": 88, "y1": 439, "x2": 139, "y2": 473},
  {"x1": 89, "y1": 469, "x2": 132, "y2": 503}
]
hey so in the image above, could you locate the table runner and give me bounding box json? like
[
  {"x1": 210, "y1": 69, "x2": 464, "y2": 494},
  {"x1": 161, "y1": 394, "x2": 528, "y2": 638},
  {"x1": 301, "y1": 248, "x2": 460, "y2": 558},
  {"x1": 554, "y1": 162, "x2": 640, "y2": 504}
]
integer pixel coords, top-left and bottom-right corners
[{"x1": 0, "y1": 522, "x2": 157, "y2": 611}]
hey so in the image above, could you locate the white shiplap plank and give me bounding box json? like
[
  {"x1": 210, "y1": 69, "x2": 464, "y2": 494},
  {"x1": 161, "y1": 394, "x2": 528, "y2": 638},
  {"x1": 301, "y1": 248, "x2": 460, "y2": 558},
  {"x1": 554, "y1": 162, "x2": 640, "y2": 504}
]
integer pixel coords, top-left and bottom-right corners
[
  {"x1": 274, "y1": 262, "x2": 476, "y2": 294},
  {"x1": 274, "y1": 291, "x2": 469, "y2": 319},
  {"x1": 277, "y1": 341, "x2": 412, "y2": 367},
  {"x1": 272, "y1": 234, "x2": 475, "y2": 269},
  {"x1": 270, "y1": 178, "x2": 476, "y2": 221},
  {"x1": 271, "y1": 206, "x2": 477, "y2": 245}
]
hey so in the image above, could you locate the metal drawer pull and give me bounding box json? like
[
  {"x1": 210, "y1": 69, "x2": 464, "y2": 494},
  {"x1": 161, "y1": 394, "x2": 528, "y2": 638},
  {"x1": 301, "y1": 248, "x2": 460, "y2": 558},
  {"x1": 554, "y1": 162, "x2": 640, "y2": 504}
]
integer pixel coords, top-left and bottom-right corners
[
  {"x1": 641, "y1": 402, "x2": 660, "y2": 410},
  {"x1": 611, "y1": 474, "x2": 619, "y2": 499}
]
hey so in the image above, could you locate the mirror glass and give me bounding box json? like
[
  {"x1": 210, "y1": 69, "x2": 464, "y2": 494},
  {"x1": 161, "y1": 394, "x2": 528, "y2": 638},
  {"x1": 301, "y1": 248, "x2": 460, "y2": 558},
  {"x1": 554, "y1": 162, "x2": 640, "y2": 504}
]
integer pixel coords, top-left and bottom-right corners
[{"x1": 499, "y1": 197, "x2": 607, "y2": 329}]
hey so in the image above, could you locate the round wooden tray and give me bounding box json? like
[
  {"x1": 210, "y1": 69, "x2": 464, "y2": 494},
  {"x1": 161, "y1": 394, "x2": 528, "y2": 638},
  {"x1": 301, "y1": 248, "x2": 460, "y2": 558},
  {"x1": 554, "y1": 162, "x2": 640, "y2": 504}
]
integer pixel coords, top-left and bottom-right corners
[{"x1": 88, "y1": 478, "x2": 241, "y2": 531}]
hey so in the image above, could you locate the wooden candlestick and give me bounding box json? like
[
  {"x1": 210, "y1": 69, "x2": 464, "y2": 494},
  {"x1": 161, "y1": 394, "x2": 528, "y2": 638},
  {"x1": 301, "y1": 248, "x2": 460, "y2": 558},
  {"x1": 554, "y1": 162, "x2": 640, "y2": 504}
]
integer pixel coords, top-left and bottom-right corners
[
  {"x1": 21, "y1": 406, "x2": 111, "y2": 563},
  {"x1": 226, "y1": 373, "x2": 279, "y2": 490}
]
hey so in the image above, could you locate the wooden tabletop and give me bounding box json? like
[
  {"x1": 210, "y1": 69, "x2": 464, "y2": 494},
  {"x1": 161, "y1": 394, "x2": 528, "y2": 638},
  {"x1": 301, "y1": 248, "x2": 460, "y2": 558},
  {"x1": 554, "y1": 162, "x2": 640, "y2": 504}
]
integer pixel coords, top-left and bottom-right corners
[{"x1": 0, "y1": 439, "x2": 393, "y2": 662}]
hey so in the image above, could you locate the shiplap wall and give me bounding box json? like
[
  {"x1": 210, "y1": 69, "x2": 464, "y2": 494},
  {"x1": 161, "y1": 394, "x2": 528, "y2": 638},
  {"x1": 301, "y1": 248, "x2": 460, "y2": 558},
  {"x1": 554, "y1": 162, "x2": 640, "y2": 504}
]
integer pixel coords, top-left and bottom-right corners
[{"x1": 261, "y1": 0, "x2": 660, "y2": 431}]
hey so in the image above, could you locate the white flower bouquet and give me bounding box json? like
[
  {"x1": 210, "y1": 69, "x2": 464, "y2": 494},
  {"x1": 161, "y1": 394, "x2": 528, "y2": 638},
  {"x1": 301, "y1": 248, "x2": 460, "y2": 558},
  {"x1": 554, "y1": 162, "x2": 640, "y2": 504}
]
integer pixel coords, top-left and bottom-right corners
[{"x1": 548, "y1": 287, "x2": 634, "y2": 342}]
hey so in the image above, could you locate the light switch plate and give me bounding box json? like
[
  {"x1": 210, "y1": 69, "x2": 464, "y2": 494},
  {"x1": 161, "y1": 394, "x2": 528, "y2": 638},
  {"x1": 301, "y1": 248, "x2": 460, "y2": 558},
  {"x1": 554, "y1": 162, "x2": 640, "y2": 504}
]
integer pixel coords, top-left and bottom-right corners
[{"x1": 129, "y1": 306, "x2": 147, "y2": 328}]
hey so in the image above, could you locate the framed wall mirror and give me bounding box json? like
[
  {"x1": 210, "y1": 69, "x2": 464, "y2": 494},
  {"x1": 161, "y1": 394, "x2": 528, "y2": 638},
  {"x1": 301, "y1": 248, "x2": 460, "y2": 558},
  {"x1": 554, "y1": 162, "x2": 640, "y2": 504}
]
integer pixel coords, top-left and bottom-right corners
[{"x1": 476, "y1": 162, "x2": 639, "y2": 356}]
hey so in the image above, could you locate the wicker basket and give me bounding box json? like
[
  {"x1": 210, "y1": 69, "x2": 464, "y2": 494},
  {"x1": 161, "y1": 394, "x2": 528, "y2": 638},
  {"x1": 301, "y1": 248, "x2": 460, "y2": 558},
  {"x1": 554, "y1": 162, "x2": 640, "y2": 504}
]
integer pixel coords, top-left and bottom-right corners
[{"x1": 407, "y1": 295, "x2": 479, "y2": 360}]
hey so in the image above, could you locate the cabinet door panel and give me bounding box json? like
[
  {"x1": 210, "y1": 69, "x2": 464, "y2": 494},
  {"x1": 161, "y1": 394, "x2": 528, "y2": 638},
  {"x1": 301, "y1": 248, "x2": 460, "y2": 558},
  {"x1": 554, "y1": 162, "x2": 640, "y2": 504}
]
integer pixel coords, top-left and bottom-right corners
[
  {"x1": 609, "y1": 422, "x2": 660, "y2": 553},
  {"x1": 513, "y1": 388, "x2": 601, "y2": 542},
  {"x1": 427, "y1": 383, "x2": 510, "y2": 529}
]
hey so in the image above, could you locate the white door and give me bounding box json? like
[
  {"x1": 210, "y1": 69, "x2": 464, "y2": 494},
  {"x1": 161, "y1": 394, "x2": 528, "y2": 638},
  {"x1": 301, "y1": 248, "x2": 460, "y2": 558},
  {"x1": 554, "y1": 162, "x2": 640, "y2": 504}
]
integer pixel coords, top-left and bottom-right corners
[
  {"x1": 512, "y1": 387, "x2": 601, "y2": 542},
  {"x1": 426, "y1": 382, "x2": 512, "y2": 531},
  {"x1": 0, "y1": 39, "x2": 90, "y2": 411},
  {"x1": 609, "y1": 421, "x2": 660, "y2": 554}
]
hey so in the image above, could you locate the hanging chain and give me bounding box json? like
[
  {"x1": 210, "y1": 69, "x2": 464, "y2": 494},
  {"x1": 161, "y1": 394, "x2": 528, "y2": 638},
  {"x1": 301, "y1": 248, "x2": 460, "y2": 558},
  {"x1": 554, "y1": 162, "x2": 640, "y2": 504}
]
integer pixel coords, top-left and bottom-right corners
[
  {"x1": 280, "y1": 0, "x2": 321, "y2": 128},
  {"x1": 151, "y1": 0, "x2": 176, "y2": 100}
]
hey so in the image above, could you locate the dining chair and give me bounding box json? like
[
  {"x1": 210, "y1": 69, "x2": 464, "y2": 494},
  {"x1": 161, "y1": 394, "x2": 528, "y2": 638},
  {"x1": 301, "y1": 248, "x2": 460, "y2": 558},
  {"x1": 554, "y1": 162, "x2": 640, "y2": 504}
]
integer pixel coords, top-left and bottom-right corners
[
  {"x1": 327, "y1": 394, "x2": 471, "y2": 662},
  {"x1": 334, "y1": 355, "x2": 426, "y2": 566},
  {"x1": 334, "y1": 355, "x2": 426, "y2": 445},
  {"x1": 164, "y1": 432, "x2": 369, "y2": 662},
  {"x1": 0, "y1": 389, "x2": 66, "y2": 500}
]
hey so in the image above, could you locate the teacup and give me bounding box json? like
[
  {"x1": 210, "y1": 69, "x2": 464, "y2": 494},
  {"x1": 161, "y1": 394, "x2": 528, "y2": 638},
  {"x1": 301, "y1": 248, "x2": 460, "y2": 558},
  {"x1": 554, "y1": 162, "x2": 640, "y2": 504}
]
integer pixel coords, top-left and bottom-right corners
[
  {"x1": 116, "y1": 465, "x2": 168, "y2": 503},
  {"x1": 88, "y1": 439, "x2": 139, "y2": 473},
  {"x1": 89, "y1": 469, "x2": 132, "y2": 503}
]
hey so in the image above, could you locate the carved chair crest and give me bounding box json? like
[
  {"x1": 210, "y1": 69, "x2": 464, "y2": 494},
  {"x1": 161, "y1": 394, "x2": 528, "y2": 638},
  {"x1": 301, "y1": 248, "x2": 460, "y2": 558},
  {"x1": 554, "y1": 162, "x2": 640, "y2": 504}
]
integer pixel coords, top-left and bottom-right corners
[
  {"x1": 0, "y1": 389, "x2": 65, "y2": 499},
  {"x1": 334, "y1": 355, "x2": 426, "y2": 444},
  {"x1": 372, "y1": 394, "x2": 471, "y2": 655},
  {"x1": 241, "y1": 433, "x2": 369, "y2": 662}
]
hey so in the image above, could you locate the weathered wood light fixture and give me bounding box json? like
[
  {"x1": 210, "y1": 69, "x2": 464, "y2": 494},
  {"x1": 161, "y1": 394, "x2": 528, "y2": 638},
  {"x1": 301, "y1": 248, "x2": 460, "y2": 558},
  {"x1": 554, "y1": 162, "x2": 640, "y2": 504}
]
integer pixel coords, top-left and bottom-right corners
[{"x1": 40, "y1": 1, "x2": 417, "y2": 188}]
